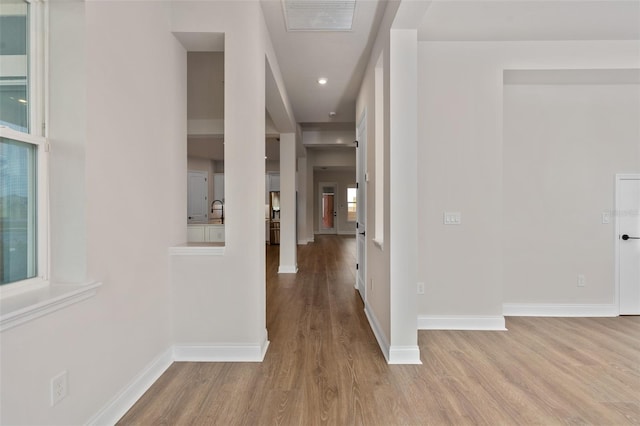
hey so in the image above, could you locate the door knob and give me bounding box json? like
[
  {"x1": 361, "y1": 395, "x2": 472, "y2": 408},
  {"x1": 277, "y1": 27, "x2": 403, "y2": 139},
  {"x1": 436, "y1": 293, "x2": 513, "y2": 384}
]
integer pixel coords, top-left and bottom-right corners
[{"x1": 622, "y1": 234, "x2": 640, "y2": 240}]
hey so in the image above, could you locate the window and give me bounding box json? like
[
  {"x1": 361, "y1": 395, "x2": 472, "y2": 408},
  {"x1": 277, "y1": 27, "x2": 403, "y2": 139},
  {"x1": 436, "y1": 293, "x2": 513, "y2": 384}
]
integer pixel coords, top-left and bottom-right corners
[
  {"x1": 0, "y1": 0, "x2": 47, "y2": 290},
  {"x1": 347, "y1": 185, "x2": 357, "y2": 222}
]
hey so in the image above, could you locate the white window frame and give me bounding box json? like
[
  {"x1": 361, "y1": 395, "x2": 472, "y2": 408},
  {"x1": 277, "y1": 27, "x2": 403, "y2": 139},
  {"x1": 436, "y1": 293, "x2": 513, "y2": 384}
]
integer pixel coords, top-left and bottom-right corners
[{"x1": 0, "y1": 0, "x2": 49, "y2": 297}]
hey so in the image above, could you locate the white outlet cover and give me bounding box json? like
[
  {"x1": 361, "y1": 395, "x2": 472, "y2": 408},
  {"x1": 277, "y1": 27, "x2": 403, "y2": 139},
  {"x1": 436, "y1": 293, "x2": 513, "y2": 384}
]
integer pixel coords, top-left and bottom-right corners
[
  {"x1": 51, "y1": 371, "x2": 68, "y2": 406},
  {"x1": 443, "y1": 212, "x2": 461, "y2": 225}
]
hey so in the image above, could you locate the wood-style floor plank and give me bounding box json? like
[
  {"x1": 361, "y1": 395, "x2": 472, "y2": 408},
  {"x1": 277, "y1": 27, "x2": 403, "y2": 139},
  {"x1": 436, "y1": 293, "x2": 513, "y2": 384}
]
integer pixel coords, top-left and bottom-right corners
[{"x1": 118, "y1": 235, "x2": 640, "y2": 425}]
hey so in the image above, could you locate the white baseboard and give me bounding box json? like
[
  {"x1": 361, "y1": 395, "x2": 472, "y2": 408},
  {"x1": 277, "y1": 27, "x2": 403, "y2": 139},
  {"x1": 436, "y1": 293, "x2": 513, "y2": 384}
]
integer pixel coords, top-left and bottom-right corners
[
  {"x1": 364, "y1": 303, "x2": 390, "y2": 363},
  {"x1": 174, "y1": 340, "x2": 270, "y2": 362},
  {"x1": 338, "y1": 230, "x2": 356, "y2": 236},
  {"x1": 418, "y1": 315, "x2": 507, "y2": 331},
  {"x1": 503, "y1": 303, "x2": 617, "y2": 317},
  {"x1": 87, "y1": 347, "x2": 173, "y2": 426},
  {"x1": 388, "y1": 346, "x2": 422, "y2": 364},
  {"x1": 278, "y1": 265, "x2": 298, "y2": 274}
]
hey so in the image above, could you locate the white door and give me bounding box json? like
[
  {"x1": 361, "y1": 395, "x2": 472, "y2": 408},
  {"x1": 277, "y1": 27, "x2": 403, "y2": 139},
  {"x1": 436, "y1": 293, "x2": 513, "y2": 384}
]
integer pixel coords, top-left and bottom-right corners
[
  {"x1": 187, "y1": 170, "x2": 208, "y2": 223},
  {"x1": 318, "y1": 182, "x2": 337, "y2": 234},
  {"x1": 618, "y1": 174, "x2": 640, "y2": 315},
  {"x1": 356, "y1": 112, "x2": 366, "y2": 299}
]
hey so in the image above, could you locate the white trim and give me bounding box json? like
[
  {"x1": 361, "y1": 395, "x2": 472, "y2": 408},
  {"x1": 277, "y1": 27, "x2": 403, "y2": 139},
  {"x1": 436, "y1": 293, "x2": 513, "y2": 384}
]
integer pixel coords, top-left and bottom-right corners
[
  {"x1": 174, "y1": 341, "x2": 270, "y2": 362},
  {"x1": 87, "y1": 331, "x2": 270, "y2": 423},
  {"x1": 278, "y1": 265, "x2": 298, "y2": 274},
  {"x1": 418, "y1": 315, "x2": 507, "y2": 331},
  {"x1": 0, "y1": 282, "x2": 101, "y2": 332},
  {"x1": 503, "y1": 303, "x2": 618, "y2": 317},
  {"x1": 364, "y1": 303, "x2": 389, "y2": 362},
  {"x1": 86, "y1": 348, "x2": 174, "y2": 426},
  {"x1": 388, "y1": 346, "x2": 422, "y2": 365},
  {"x1": 338, "y1": 230, "x2": 356, "y2": 236},
  {"x1": 168, "y1": 245, "x2": 225, "y2": 256}
]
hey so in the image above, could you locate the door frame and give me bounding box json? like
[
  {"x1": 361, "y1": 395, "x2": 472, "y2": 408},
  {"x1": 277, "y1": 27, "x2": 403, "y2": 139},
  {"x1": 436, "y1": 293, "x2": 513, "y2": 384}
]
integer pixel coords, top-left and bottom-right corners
[
  {"x1": 356, "y1": 110, "x2": 367, "y2": 299},
  {"x1": 615, "y1": 173, "x2": 640, "y2": 314},
  {"x1": 318, "y1": 182, "x2": 338, "y2": 234}
]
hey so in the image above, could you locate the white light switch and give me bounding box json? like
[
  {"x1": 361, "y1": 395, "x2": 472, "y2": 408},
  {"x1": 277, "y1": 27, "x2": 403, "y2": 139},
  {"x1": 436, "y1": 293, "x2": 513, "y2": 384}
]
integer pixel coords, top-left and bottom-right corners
[
  {"x1": 444, "y1": 212, "x2": 461, "y2": 225},
  {"x1": 602, "y1": 211, "x2": 610, "y2": 224}
]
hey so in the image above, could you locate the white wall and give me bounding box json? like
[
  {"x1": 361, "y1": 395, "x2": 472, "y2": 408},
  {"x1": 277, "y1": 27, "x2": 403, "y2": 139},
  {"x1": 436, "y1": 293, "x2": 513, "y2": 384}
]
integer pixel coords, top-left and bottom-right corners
[
  {"x1": 417, "y1": 40, "x2": 640, "y2": 321},
  {"x1": 170, "y1": 0, "x2": 289, "y2": 354},
  {"x1": 313, "y1": 170, "x2": 357, "y2": 235},
  {"x1": 355, "y1": 0, "x2": 399, "y2": 353},
  {"x1": 1, "y1": 1, "x2": 186, "y2": 424},
  {"x1": 503, "y1": 80, "x2": 640, "y2": 305}
]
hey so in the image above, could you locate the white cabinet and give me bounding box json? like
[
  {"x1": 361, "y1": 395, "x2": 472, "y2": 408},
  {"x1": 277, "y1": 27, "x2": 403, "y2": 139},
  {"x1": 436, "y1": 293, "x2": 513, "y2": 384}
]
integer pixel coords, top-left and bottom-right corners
[
  {"x1": 267, "y1": 173, "x2": 280, "y2": 192},
  {"x1": 187, "y1": 224, "x2": 225, "y2": 243},
  {"x1": 187, "y1": 225, "x2": 206, "y2": 243},
  {"x1": 207, "y1": 225, "x2": 225, "y2": 243}
]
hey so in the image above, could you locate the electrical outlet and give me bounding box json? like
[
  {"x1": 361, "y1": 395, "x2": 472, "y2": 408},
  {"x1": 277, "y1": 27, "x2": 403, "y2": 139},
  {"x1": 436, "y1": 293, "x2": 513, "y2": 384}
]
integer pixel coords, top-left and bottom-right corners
[
  {"x1": 417, "y1": 282, "x2": 425, "y2": 295},
  {"x1": 577, "y1": 274, "x2": 586, "y2": 287},
  {"x1": 51, "y1": 371, "x2": 68, "y2": 406},
  {"x1": 443, "y1": 212, "x2": 461, "y2": 225}
]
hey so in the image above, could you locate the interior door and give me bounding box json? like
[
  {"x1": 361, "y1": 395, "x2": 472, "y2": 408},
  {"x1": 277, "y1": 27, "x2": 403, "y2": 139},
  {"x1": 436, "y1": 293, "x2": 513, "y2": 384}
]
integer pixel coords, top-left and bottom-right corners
[
  {"x1": 618, "y1": 174, "x2": 640, "y2": 314},
  {"x1": 318, "y1": 183, "x2": 337, "y2": 234},
  {"x1": 356, "y1": 112, "x2": 366, "y2": 299},
  {"x1": 187, "y1": 170, "x2": 208, "y2": 223}
]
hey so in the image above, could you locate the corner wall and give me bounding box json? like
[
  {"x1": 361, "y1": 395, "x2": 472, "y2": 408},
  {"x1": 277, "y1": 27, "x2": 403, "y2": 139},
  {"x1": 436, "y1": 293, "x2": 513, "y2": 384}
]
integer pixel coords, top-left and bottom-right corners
[{"x1": 417, "y1": 40, "x2": 640, "y2": 324}]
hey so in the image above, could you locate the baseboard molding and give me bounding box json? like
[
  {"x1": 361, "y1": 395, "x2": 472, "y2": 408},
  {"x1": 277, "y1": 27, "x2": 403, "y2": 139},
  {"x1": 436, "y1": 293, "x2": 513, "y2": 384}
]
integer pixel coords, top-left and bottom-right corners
[
  {"x1": 87, "y1": 347, "x2": 173, "y2": 426},
  {"x1": 503, "y1": 303, "x2": 618, "y2": 317},
  {"x1": 418, "y1": 315, "x2": 507, "y2": 331},
  {"x1": 364, "y1": 303, "x2": 390, "y2": 363},
  {"x1": 278, "y1": 265, "x2": 298, "y2": 274},
  {"x1": 174, "y1": 340, "x2": 270, "y2": 362},
  {"x1": 338, "y1": 230, "x2": 356, "y2": 236},
  {"x1": 388, "y1": 346, "x2": 422, "y2": 365}
]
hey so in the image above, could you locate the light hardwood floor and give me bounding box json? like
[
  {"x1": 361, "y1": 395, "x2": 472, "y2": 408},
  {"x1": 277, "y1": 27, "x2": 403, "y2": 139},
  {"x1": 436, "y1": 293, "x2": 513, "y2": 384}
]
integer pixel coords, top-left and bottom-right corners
[{"x1": 118, "y1": 235, "x2": 640, "y2": 425}]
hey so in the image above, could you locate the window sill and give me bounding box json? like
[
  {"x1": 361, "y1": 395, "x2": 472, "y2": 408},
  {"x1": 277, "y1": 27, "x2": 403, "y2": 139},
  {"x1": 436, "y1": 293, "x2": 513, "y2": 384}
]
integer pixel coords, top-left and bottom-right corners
[
  {"x1": 0, "y1": 281, "x2": 102, "y2": 332},
  {"x1": 373, "y1": 239, "x2": 384, "y2": 251},
  {"x1": 169, "y1": 243, "x2": 225, "y2": 256}
]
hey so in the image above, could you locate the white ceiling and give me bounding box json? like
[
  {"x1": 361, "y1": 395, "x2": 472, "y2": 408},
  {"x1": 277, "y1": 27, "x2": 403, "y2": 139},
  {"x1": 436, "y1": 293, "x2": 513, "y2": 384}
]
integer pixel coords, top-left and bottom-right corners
[
  {"x1": 261, "y1": 0, "x2": 639, "y2": 130},
  {"x1": 418, "y1": 1, "x2": 640, "y2": 42},
  {"x1": 260, "y1": 0, "x2": 388, "y2": 125}
]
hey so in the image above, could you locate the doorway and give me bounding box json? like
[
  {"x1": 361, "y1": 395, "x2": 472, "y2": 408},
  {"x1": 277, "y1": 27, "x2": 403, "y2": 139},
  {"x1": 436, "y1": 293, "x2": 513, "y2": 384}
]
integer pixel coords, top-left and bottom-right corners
[
  {"x1": 318, "y1": 182, "x2": 337, "y2": 234},
  {"x1": 616, "y1": 173, "x2": 640, "y2": 315}
]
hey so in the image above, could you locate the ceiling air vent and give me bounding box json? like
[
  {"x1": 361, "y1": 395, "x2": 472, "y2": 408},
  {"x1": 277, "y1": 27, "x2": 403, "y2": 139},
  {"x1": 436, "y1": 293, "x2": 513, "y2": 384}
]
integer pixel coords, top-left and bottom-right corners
[{"x1": 283, "y1": 0, "x2": 356, "y2": 31}]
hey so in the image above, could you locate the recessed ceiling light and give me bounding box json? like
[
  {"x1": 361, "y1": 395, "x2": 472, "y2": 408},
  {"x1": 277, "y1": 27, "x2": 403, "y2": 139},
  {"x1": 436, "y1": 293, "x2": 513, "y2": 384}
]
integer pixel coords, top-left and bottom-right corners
[{"x1": 317, "y1": 77, "x2": 328, "y2": 85}]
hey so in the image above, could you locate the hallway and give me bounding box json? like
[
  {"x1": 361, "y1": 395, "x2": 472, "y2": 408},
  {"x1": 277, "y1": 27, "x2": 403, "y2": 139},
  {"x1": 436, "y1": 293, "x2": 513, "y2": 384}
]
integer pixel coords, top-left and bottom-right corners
[{"x1": 118, "y1": 236, "x2": 640, "y2": 425}]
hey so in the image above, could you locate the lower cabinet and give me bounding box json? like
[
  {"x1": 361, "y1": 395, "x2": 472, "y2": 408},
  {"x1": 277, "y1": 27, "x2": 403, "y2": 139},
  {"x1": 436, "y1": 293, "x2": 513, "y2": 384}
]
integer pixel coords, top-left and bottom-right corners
[{"x1": 187, "y1": 224, "x2": 225, "y2": 243}]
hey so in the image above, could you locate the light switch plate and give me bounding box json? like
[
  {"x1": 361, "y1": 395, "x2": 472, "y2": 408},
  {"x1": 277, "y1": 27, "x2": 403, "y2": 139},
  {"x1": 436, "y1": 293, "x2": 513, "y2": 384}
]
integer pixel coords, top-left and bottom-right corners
[
  {"x1": 602, "y1": 211, "x2": 610, "y2": 224},
  {"x1": 444, "y1": 212, "x2": 461, "y2": 225}
]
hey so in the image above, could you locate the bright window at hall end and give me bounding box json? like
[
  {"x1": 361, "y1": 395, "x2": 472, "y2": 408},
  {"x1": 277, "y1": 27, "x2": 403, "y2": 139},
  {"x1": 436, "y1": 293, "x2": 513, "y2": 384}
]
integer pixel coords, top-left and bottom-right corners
[{"x1": 347, "y1": 185, "x2": 357, "y2": 222}]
